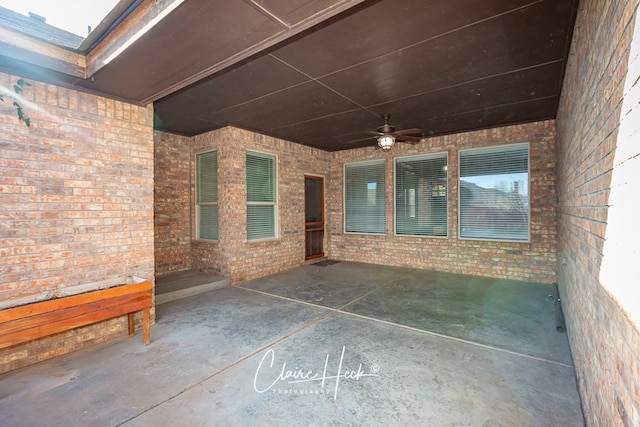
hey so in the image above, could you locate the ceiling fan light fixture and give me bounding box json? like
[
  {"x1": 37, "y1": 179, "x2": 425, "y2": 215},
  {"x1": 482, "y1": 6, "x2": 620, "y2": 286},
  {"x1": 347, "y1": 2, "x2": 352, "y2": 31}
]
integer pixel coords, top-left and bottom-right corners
[{"x1": 377, "y1": 134, "x2": 396, "y2": 150}]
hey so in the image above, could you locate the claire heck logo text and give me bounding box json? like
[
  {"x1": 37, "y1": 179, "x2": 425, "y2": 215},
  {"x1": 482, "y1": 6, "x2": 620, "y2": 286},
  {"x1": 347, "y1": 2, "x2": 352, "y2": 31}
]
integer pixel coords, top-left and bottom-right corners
[{"x1": 253, "y1": 346, "x2": 380, "y2": 400}]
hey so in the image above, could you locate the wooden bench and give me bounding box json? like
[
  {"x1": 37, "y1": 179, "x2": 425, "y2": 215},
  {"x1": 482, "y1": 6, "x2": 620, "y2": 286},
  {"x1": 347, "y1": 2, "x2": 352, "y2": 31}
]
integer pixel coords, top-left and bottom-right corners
[{"x1": 0, "y1": 280, "x2": 153, "y2": 350}]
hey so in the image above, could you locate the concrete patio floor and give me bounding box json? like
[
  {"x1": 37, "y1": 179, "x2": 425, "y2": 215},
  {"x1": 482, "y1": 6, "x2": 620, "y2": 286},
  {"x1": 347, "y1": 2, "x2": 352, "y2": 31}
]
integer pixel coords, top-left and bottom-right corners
[{"x1": 0, "y1": 262, "x2": 584, "y2": 426}]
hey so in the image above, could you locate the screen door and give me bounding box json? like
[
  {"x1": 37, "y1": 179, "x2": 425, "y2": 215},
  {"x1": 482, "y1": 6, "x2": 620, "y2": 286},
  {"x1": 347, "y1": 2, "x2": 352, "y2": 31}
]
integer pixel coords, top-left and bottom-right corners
[{"x1": 304, "y1": 176, "x2": 324, "y2": 259}]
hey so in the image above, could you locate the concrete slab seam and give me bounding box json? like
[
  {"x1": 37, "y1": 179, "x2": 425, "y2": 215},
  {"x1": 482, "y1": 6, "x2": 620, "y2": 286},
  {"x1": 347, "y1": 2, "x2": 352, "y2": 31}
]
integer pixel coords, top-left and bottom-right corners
[
  {"x1": 238, "y1": 282, "x2": 575, "y2": 369},
  {"x1": 333, "y1": 308, "x2": 575, "y2": 368}
]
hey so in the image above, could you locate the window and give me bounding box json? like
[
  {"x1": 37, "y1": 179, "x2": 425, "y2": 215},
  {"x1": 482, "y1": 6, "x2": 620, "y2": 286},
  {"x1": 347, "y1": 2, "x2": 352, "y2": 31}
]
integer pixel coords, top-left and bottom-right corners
[
  {"x1": 395, "y1": 153, "x2": 448, "y2": 237},
  {"x1": 459, "y1": 143, "x2": 529, "y2": 241},
  {"x1": 246, "y1": 151, "x2": 277, "y2": 241},
  {"x1": 195, "y1": 150, "x2": 218, "y2": 240},
  {"x1": 344, "y1": 160, "x2": 386, "y2": 234}
]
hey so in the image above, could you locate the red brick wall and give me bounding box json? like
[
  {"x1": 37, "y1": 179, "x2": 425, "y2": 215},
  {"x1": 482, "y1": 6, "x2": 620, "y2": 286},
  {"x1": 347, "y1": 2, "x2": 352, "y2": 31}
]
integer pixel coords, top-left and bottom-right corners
[
  {"x1": 328, "y1": 121, "x2": 558, "y2": 283},
  {"x1": 154, "y1": 131, "x2": 192, "y2": 274},
  {"x1": 0, "y1": 73, "x2": 155, "y2": 373},
  {"x1": 190, "y1": 129, "x2": 226, "y2": 276},
  {"x1": 156, "y1": 122, "x2": 557, "y2": 285},
  {"x1": 556, "y1": 0, "x2": 640, "y2": 424},
  {"x1": 190, "y1": 127, "x2": 331, "y2": 282}
]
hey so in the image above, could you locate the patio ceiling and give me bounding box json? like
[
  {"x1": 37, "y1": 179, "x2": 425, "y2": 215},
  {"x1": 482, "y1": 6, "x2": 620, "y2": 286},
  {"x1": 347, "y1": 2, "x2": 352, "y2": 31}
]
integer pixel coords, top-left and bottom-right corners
[{"x1": 0, "y1": 0, "x2": 579, "y2": 151}]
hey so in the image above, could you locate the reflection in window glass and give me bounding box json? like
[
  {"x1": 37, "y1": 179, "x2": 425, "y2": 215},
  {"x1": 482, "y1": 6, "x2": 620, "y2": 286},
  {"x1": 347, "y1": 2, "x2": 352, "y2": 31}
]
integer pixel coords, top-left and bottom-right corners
[
  {"x1": 367, "y1": 182, "x2": 377, "y2": 205},
  {"x1": 459, "y1": 143, "x2": 529, "y2": 241}
]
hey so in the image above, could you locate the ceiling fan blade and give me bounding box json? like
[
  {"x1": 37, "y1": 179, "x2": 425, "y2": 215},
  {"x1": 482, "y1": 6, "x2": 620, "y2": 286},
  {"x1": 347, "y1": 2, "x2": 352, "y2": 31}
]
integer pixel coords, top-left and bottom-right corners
[
  {"x1": 393, "y1": 128, "x2": 423, "y2": 136},
  {"x1": 346, "y1": 135, "x2": 378, "y2": 144},
  {"x1": 396, "y1": 134, "x2": 422, "y2": 143},
  {"x1": 354, "y1": 114, "x2": 424, "y2": 149}
]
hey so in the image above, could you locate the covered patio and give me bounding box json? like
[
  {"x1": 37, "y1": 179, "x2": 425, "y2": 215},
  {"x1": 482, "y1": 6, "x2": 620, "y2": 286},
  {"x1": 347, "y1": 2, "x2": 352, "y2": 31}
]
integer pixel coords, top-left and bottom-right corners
[
  {"x1": 1, "y1": 0, "x2": 639, "y2": 424},
  {"x1": 0, "y1": 262, "x2": 583, "y2": 426}
]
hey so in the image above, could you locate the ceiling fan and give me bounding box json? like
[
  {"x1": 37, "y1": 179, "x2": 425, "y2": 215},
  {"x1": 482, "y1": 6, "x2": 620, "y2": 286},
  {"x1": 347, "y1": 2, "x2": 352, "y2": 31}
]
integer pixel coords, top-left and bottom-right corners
[{"x1": 370, "y1": 113, "x2": 424, "y2": 150}]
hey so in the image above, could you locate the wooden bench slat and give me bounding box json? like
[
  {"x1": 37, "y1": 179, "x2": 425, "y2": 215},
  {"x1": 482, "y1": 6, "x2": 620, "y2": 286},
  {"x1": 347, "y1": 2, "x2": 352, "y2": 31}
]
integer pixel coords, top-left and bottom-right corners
[
  {"x1": 0, "y1": 292, "x2": 149, "y2": 336},
  {"x1": 0, "y1": 280, "x2": 153, "y2": 350},
  {"x1": 0, "y1": 293, "x2": 151, "y2": 349},
  {"x1": 0, "y1": 281, "x2": 152, "y2": 323}
]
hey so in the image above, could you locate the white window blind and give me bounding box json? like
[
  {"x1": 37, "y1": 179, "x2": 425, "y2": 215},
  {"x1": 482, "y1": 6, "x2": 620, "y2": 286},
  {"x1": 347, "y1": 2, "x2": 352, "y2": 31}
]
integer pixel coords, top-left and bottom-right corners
[
  {"x1": 196, "y1": 150, "x2": 218, "y2": 240},
  {"x1": 344, "y1": 160, "x2": 386, "y2": 234},
  {"x1": 246, "y1": 151, "x2": 277, "y2": 241},
  {"x1": 395, "y1": 153, "x2": 448, "y2": 237},
  {"x1": 459, "y1": 143, "x2": 529, "y2": 241}
]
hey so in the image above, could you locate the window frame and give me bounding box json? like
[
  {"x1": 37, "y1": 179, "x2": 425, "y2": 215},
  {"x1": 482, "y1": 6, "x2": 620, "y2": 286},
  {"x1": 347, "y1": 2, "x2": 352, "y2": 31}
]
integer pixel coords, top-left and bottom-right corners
[
  {"x1": 343, "y1": 159, "x2": 387, "y2": 235},
  {"x1": 246, "y1": 150, "x2": 278, "y2": 242},
  {"x1": 394, "y1": 152, "x2": 449, "y2": 238},
  {"x1": 458, "y1": 142, "x2": 530, "y2": 243},
  {"x1": 195, "y1": 149, "x2": 219, "y2": 242}
]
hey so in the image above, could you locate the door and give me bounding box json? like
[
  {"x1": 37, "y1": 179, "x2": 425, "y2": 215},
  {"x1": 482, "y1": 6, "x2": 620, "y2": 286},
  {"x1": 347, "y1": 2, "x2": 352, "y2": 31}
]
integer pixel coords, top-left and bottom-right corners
[{"x1": 304, "y1": 175, "x2": 324, "y2": 259}]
